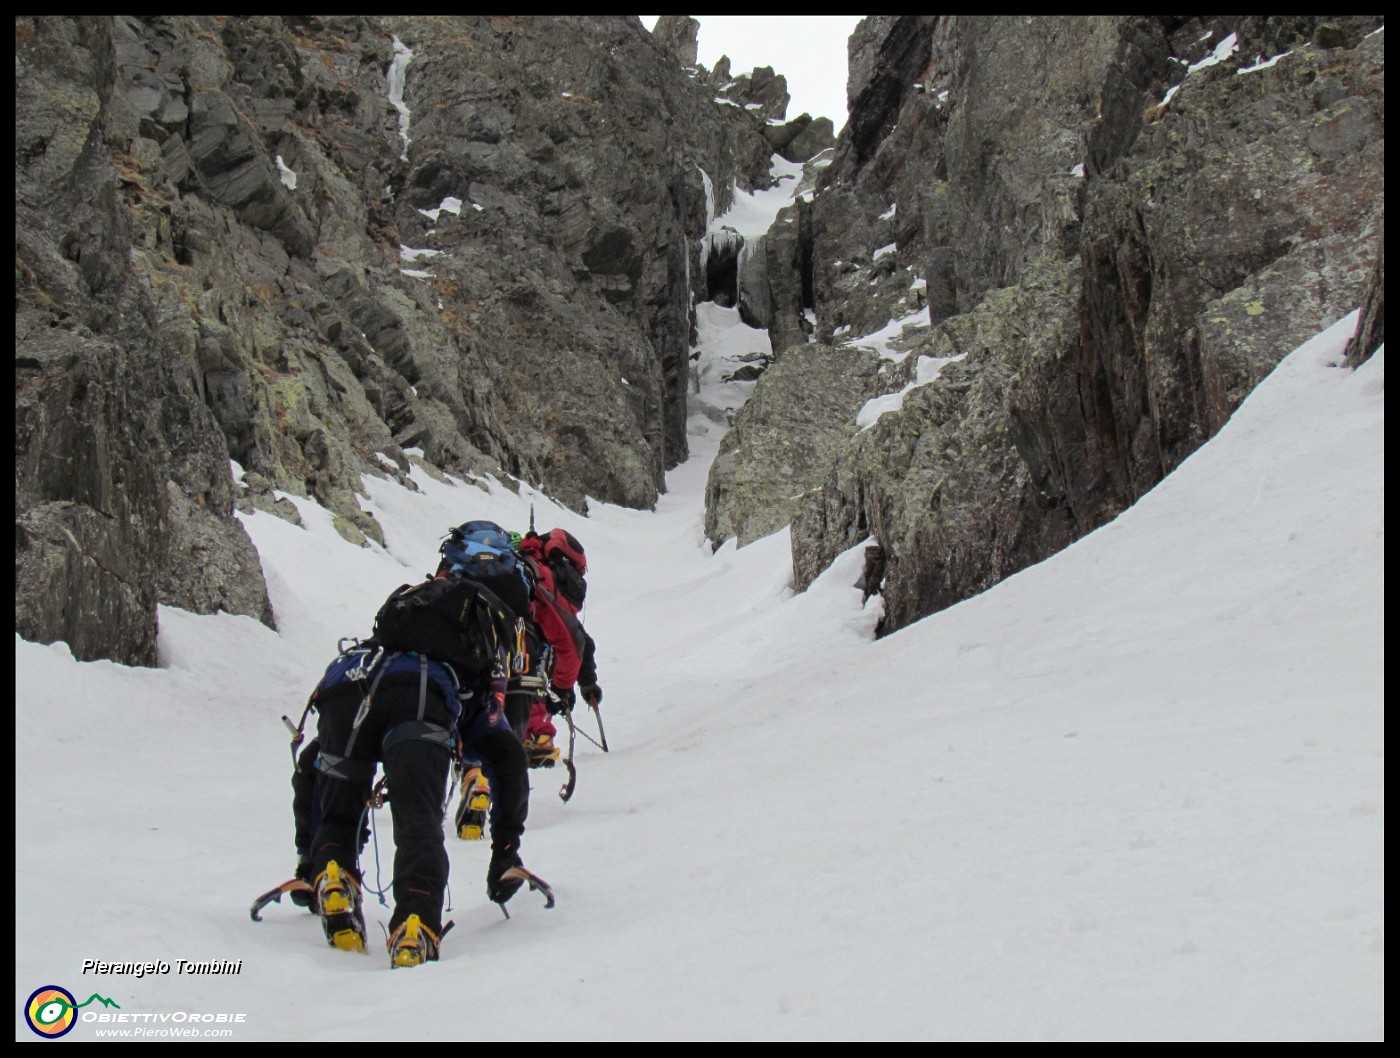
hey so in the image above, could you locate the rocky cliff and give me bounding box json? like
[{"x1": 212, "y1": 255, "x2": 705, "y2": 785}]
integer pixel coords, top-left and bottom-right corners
[
  {"x1": 14, "y1": 15, "x2": 797, "y2": 664},
  {"x1": 707, "y1": 15, "x2": 1384, "y2": 636},
  {"x1": 15, "y1": 16, "x2": 1385, "y2": 664}
]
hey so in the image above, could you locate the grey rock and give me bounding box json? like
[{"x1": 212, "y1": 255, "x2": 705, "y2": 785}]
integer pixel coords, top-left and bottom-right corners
[
  {"x1": 705, "y1": 344, "x2": 883, "y2": 547},
  {"x1": 651, "y1": 15, "x2": 700, "y2": 67},
  {"x1": 713, "y1": 64, "x2": 790, "y2": 123},
  {"x1": 765, "y1": 113, "x2": 838, "y2": 163},
  {"x1": 846, "y1": 17, "x2": 904, "y2": 113},
  {"x1": 766, "y1": 16, "x2": 1384, "y2": 637},
  {"x1": 737, "y1": 199, "x2": 814, "y2": 358},
  {"x1": 14, "y1": 14, "x2": 792, "y2": 663},
  {"x1": 158, "y1": 482, "x2": 277, "y2": 627},
  {"x1": 783, "y1": 117, "x2": 836, "y2": 163},
  {"x1": 15, "y1": 328, "x2": 167, "y2": 665},
  {"x1": 1345, "y1": 216, "x2": 1384, "y2": 368}
]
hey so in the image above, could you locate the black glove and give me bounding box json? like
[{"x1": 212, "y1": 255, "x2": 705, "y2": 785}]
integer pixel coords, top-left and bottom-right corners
[
  {"x1": 548, "y1": 686, "x2": 575, "y2": 715},
  {"x1": 580, "y1": 683, "x2": 602, "y2": 708},
  {"x1": 487, "y1": 843, "x2": 525, "y2": 904}
]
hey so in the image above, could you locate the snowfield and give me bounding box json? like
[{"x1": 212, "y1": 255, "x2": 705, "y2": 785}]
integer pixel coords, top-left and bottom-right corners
[{"x1": 15, "y1": 313, "x2": 1383, "y2": 1041}]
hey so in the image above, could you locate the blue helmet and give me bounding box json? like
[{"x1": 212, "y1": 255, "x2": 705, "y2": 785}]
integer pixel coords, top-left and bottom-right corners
[{"x1": 441, "y1": 521, "x2": 519, "y2": 577}]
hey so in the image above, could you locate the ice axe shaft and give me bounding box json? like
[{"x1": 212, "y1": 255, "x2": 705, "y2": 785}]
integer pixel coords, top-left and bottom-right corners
[{"x1": 590, "y1": 703, "x2": 609, "y2": 753}]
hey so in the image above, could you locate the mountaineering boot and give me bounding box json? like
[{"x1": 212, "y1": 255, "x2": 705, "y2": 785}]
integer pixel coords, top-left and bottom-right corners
[
  {"x1": 454, "y1": 766, "x2": 491, "y2": 841},
  {"x1": 290, "y1": 855, "x2": 316, "y2": 911},
  {"x1": 525, "y1": 733, "x2": 559, "y2": 769},
  {"x1": 314, "y1": 860, "x2": 367, "y2": 953},
  {"x1": 387, "y1": 914, "x2": 442, "y2": 968}
]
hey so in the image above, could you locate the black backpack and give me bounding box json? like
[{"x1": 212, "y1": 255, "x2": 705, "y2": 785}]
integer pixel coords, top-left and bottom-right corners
[{"x1": 372, "y1": 575, "x2": 517, "y2": 678}]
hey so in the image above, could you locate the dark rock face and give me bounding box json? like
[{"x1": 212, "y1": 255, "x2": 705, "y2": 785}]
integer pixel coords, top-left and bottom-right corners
[
  {"x1": 736, "y1": 201, "x2": 813, "y2": 351},
  {"x1": 651, "y1": 15, "x2": 700, "y2": 67},
  {"x1": 16, "y1": 17, "x2": 277, "y2": 664},
  {"x1": 711, "y1": 64, "x2": 791, "y2": 123},
  {"x1": 1051, "y1": 18, "x2": 1385, "y2": 520},
  {"x1": 1346, "y1": 217, "x2": 1384, "y2": 367},
  {"x1": 16, "y1": 330, "x2": 167, "y2": 666},
  {"x1": 776, "y1": 16, "x2": 1384, "y2": 636},
  {"x1": 17, "y1": 15, "x2": 1384, "y2": 664},
  {"x1": 762, "y1": 114, "x2": 836, "y2": 164},
  {"x1": 14, "y1": 15, "x2": 787, "y2": 664}
]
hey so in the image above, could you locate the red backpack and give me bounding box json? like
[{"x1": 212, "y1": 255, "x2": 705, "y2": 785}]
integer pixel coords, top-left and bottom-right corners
[
  {"x1": 518, "y1": 531, "x2": 587, "y2": 689},
  {"x1": 538, "y1": 529, "x2": 587, "y2": 612}
]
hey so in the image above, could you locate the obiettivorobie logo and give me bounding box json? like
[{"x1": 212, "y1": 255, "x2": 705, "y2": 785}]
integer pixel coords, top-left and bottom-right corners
[{"x1": 24, "y1": 986, "x2": 120, "y2": 1038}]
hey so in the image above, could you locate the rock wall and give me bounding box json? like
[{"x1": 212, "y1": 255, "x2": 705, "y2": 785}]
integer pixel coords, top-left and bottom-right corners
[
  {"x1": 704, "y1": 16, "x2": 1384, "y2": 637},
  {"x1": 17, "y1": 15, "x2": 1383, "y2": 663},
  {"x1": 14, "y1": 15, "x2": 785, "y2": 664},
  {"x1": 704, "y1": 344, "x2": 883, "y2": 546}
]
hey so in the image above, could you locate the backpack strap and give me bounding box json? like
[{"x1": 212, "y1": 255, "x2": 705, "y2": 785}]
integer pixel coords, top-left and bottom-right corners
[
  {"x1": 417, "y1": 652, "x2": 429, "y2": 720},
  {"x1": 342, "y1": 653, "x2": 396, "y2": 760},
  {"x1": 382, "y1": 720, "x2": 455, "y2": 756},
  {"x1": 316, "y1": 748, "x2": 377, "y2": 782}
]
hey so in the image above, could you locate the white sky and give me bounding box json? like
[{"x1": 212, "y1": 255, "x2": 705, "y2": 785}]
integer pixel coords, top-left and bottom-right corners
[
  {"x1": 15, "y1": 281, "x2": 1383, "y2": 1039},
  {"x1": 641, "y1": 15, "x2": 863, "y2": 130}
]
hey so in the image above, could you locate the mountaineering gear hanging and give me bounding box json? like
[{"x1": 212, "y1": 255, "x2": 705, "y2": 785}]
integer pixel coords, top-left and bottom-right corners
[
  {"x1": 504, "y1": 620, "x2": 554, "y2": 736},
  {"x1": 545, "y1": 686, "x2": 573, "y2": 716},
  {"x1": 558, "y1": 705, "x2": 578, "y2": 802},
  {"x1": 315, "y1": 861, "x2": 368, "y2": 953}
]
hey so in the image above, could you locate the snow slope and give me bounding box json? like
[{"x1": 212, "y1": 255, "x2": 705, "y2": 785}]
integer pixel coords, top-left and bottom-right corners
[{"x1": 15, "y1": 313, "x2": 1383, "y2": 1041}]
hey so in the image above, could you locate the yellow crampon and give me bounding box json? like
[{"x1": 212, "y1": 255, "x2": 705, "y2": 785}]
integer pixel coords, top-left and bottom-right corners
[
  {"x1": 387, "y1": 914, "x2": 441, "y2": 968},
  {"x1": 525, "y1": 734, "x2": 560, "y2": 768},
  {"x1": 314, "y1": 861, "x2": 367, "y2": 953},
  {"x1": 455, "y1": 767, "x2": 491, "y2": 840}
]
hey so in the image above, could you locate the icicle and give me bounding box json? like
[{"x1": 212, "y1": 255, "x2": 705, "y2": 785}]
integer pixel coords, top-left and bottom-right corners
[
  {"x1": 697, "y1": 166, "x2": 717, "y2": 280},
  {"x1": 387, "y1": 37, "x2": 414, "y2": 162},
  {"x1": 703, "y1": 228, "x2": 744, "y2": 262},
  {"x1": 736, "y1": 238, "x2": 758, "y2": 313},
  {"x1": 684, "y1": 238, "x2": 694, "y2": 327},
  {"x1": 697, "y1": 165, "x2": 715, "y2": 230}
]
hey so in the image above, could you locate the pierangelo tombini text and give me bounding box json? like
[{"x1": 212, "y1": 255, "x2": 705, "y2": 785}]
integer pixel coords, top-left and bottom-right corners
[{"x1": 81, "y1": 959, "x2": 242, "y2": 977}]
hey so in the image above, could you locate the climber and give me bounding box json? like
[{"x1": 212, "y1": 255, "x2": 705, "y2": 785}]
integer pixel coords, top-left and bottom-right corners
[
  {"x1": 515, "y1": 527, "x2": 602, "y2": 768},
  {"x1": 287, "y1": 539, "x2": 536, "y2": 967}
]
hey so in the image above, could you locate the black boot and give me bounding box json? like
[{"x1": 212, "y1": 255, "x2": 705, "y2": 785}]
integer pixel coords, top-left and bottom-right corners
[{"x1": 290, "y1": 855, "x2": 317, "y2": 910}]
